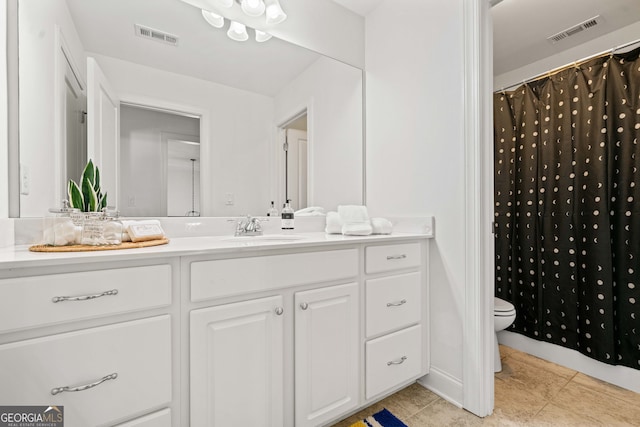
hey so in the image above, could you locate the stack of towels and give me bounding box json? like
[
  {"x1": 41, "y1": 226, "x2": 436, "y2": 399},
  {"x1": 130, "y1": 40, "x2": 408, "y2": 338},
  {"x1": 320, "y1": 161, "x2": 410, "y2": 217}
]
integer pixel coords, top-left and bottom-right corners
[{"x1": 325, "y1": 205, "x2": 393, "y2": 236}]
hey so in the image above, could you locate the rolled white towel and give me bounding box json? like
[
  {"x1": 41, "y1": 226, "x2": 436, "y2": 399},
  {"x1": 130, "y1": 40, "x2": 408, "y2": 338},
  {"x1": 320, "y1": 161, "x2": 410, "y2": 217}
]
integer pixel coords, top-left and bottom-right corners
[
  {"x1": 371, "y1": 218, "x2": 393, "y2": 235},
  {"x1": 325, "y1": 211, "x2": 343, "y2": 234}
]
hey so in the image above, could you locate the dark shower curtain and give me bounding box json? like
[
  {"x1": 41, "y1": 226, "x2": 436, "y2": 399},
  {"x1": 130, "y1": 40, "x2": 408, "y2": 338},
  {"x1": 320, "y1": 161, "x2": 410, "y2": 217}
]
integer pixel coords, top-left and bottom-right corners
[{"x1": 494, "y1": 47, "x2": 640, "y2": 369}]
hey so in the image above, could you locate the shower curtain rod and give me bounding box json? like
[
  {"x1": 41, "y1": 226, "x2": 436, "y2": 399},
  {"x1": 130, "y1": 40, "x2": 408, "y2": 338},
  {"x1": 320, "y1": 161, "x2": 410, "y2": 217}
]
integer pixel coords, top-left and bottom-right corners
[{"x1": 496, "y1": 38, "x2": 640, "y2": 93}]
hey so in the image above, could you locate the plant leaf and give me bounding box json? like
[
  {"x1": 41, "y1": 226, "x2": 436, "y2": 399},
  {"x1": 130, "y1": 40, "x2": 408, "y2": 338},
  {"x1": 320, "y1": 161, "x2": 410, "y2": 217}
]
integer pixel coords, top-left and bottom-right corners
[
  {"x1": 94, "y1": 166, "x2": 101, "y2": 192},
  {"x1": 82, "y1": 159, "x2": 95, "y2": 187},
  {"x1": 82, "y1": 177, "x2": 99, "y2": 211},
  {"x1": 99, "y1": 192, "x2": 108, "y2": 210},
  {"x1": 67, "y1": 180, "x2": 83, "y2": 210}
]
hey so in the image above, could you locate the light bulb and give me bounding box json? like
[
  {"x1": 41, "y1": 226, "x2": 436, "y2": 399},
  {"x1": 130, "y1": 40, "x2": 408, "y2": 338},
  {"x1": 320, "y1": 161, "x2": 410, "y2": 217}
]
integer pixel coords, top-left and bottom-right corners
[
  {"x1": 201, "y1": 10, "x2": 224, "y2": 28},
  {"x1": 241, "y1": 0, "x2": 265, "y2": 17},
  {"x1": 265, "y1": 0, "x2": 287, "y2": 24},
  {"x1": 227, "y1": 21, "x2": 249, "y2": 42},
  {"x1": 255, "y1": 29, "x2": 272, "y2": 42}
]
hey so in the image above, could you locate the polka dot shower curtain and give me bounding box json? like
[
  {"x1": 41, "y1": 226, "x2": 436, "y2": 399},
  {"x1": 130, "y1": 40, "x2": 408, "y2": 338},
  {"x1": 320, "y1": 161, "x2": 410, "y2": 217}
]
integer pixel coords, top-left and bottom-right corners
[{"x1": 494, "y1": 46, "x2": 640, "y2": 369}]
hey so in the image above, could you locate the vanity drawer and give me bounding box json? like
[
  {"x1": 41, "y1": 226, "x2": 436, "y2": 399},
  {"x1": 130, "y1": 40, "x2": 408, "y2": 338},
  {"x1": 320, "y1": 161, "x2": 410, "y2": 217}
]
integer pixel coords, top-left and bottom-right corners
[
  {"x1": 114, "y1": 408, "x2": 172, "y2": 427},
  {"x1": 365, "y1": 243, "x2": 421, "y2": 274},
  {"x1": 365, "y1": 325, "x2": 422, "y2": 399},
  {"x1": 0, "y1": 265, "x2": 172, "y2": 333},
  {"x1": 0, "y1": 315, "x2": 172, "y2": 427},
  {"x1": 366, "y1": 272, "x2": 422, "y2": 337},
  {"x1": 190, "y1": 249, "x2": 358, "y2": 301}
]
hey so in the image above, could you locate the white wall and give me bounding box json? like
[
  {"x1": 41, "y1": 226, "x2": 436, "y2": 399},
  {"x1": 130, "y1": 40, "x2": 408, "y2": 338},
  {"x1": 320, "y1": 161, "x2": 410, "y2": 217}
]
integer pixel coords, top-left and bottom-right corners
[
  {"x1": 494, "y1": 21, "x2": 640, "y2": 90},
  {"x1": 18, "y1": 0, "x2": 86, "y2": 217},
  {"x1": 92, "y1": 53, "x2": 274, "y2": 217},
  {"x1": 366, "y1": 0, "x2": 466, "y2": 403},
  {"x1": 274, "y1": 56, "x2": 363, "y2": 212},
  {"x1": 1, "y1": 1, "x2": 8, "y2": 218}
]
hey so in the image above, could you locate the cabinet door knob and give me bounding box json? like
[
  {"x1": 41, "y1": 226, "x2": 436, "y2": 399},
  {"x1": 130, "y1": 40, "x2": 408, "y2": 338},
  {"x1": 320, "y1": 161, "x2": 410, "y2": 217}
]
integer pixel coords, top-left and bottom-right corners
[
  {"x1": 300, "y1": 302, "x2": 309, "y2": 310},
  {"x1": 275, "y1": 307, "x2": 284, "y2": 316}
]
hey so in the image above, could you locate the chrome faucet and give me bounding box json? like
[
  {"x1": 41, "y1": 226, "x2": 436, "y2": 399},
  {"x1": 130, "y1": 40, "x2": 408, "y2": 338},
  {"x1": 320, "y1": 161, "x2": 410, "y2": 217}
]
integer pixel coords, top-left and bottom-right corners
[{"x1": 235, "y1": 215, "x2": 263, "y2": 236}]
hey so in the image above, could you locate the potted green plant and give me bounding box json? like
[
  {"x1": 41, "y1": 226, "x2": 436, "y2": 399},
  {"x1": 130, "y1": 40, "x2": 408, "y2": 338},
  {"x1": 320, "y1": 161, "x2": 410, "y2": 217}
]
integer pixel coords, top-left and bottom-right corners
[
  {"x1": 67, "y1": 159, "x2": 108, "y2": 212},
  {"x1": 67, "y1": 160, "x2": 113, "y2": 245}
]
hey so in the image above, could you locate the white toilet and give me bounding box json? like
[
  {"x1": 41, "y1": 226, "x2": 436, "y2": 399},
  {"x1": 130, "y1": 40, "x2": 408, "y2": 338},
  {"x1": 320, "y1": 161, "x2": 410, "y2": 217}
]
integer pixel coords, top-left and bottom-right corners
[{"x1": 494, "y1": 297, "x2": 516, "y2": 372}]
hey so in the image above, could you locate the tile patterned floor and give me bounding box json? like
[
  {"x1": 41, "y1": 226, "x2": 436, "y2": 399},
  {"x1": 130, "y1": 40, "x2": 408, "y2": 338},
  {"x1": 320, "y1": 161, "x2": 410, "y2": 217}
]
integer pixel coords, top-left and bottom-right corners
[{"x1": 330, "y1": 345, "x2": 640, "y2": 426}]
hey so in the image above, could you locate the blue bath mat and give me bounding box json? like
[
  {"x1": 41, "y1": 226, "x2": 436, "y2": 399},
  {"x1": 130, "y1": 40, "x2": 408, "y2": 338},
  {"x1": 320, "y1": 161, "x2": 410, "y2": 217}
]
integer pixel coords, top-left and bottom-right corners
[{"x1": 349, "y1": 408, "x2": 408, "y2": 427}]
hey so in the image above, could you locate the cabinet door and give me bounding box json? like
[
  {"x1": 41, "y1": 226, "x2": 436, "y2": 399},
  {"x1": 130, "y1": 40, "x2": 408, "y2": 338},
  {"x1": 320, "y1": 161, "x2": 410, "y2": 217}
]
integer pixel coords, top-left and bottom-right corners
[
  {"x1": 190, "y1": 296, "x2": 284, "y2": 427},
  {"x1": 295, "y1": 283, "x2": 359, "y2": 427}
]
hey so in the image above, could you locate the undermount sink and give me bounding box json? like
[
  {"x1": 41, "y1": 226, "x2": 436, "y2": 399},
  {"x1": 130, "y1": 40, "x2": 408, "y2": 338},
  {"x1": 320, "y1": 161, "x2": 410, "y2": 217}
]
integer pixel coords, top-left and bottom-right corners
[{"x1": 221, "y1": 234, "x2": 307, "y2": 242}]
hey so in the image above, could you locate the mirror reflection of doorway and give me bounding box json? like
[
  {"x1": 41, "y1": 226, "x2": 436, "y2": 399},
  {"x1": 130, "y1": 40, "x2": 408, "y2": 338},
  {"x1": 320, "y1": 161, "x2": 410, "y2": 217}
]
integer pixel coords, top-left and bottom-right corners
[
  {"x1": 63, "y1": 53, "x2": 87, "y2": 191},
  {"x1": 283, "y1": 112, "x2": 308, "y2": 211},
  {"x1": 119, "y1": 104, "x2": 200, "y2": 217}
]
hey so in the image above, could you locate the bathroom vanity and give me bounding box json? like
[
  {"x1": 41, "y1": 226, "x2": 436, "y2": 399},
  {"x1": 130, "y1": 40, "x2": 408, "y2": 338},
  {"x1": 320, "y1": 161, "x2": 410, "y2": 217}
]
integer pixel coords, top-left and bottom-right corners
[{"x1": 0, "y1": 230, "x2": 431, "y2": 426}]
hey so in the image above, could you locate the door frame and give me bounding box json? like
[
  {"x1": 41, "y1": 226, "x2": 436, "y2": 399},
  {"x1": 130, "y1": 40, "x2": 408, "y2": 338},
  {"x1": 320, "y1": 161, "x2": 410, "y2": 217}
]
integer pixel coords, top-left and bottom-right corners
[
  {"x1": 274, "y1": 99, "x2": 314, "y2": 210},
  {"x1": 117, "y1": 95, "x2": 210, "y2": 216}
]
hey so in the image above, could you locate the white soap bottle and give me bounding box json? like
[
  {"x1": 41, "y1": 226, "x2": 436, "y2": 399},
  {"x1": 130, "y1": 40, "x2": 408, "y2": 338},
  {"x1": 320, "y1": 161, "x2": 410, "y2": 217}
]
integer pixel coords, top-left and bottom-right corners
[
  {"x1": 281, "y1": 200, "x2": 294, "y2": 231},
  {"x1": 267, "y1": 201, "x2": 279, "y2": 217}
]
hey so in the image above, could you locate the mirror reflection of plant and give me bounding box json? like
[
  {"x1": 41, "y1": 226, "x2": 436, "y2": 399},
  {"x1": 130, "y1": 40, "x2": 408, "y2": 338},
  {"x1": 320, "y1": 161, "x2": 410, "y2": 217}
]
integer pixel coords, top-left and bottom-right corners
[{"x1": 68, "y1": 159, "x2": 108, "y2": 212}]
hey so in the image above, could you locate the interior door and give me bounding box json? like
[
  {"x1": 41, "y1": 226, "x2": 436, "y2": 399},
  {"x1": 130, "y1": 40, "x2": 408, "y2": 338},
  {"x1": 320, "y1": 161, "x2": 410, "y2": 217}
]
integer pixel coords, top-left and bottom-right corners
[
  {"x1": 286, "y1": 128, "x2": 308, "y2": 210},
  {"x1": 87, "y1": 57, "x2": 119, "y2": 208}
]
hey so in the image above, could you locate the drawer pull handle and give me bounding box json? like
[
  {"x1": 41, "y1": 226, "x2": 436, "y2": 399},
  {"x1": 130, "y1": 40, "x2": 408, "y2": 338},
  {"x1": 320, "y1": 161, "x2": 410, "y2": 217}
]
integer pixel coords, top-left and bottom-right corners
[
  {"x1": 52, "y1": 289, "x2": 118, "y2": 303},
  {"x1": 387, "y1": 356, "x2": 407, "y2": 366},
  {"x1": 275, "y1": 307, "x2": 284, "y2": 316},
  {"x1": 387, "y1": 299, "x2": 407, "y2": 307},
  {"x1": 386, "y1": 254, "x2": 407, "y2": 260},
  {"x1": 300, "y1": 302, "x2": 309, "y2": 310},
  {"x1": 51, "y1": 372, "x2": 118, "y2": 395}
]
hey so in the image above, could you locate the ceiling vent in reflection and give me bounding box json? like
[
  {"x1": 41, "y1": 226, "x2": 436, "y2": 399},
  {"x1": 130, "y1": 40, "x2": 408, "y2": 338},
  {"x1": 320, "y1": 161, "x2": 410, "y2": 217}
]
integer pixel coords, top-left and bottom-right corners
[
  {"x1": 134, "y1": 24, "x2": 179, "y2": 46},
  {"x1": 547, "y1": 15, "x2": 601, "y2": 43}
]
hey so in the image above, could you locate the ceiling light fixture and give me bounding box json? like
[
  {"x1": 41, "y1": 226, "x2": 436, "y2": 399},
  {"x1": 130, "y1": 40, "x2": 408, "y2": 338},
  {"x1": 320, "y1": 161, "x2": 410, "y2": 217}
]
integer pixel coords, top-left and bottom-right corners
[
  {"x1": 227, "y1": 21, "x2": 249, "y2": 41},
  {"x1": 201, "y1": 10, "x2": 224, "y2": 28},
  {"x1": 255, "y1": 29, "x2": 272, "y2": 42},
  {"x1": 196, "y1": 0, "x2": 286, "y2": 43},
  {"x1": 264, "y1": 0, "x2": 287, "y2": 25}
]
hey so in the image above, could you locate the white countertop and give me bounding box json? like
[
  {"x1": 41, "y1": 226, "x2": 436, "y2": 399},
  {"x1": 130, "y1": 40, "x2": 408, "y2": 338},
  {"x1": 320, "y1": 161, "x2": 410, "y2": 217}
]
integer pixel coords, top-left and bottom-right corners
[{"x1": 0, "y1": 232, "x2": 432, "y2": 269}]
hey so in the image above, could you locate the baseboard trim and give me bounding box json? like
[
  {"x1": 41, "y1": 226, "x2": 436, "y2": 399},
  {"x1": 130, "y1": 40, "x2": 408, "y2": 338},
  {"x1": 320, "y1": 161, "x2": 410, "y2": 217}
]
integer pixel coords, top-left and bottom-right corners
[
  {"x1": 499, "y1": 331, "x2": 640, "y2": 393},
  {"x1": 417, "y1": 368, "x2": 463, "y2": 408}
]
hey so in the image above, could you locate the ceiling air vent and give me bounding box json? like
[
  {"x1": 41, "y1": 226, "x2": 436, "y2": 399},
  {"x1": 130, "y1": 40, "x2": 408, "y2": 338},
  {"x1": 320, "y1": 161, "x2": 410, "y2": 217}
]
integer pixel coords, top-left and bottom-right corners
[
  {"x1": 547, "y1": 15, "x2": 601, "y2": 44},
  {"x1": 134, "y1": 24, "x2": 178, "y2": 46}
]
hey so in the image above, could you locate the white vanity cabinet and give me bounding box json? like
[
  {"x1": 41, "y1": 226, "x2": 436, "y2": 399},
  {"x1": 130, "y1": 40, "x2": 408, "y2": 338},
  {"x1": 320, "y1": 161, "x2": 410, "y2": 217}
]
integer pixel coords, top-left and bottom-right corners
[
  {"x1": 190, "y1": 295, "x2": 285, "y2": 427},
  {"x1": 186, "y1": 248, "x2": 361, "y2": 427},
  {"x1": 0, "y1": 262, "x2": 175, "y2": 427},
  {"x1": 364, "y1": 243, "x2": 429, "y2": 400},
  {"x1": 294, "y1": 282, "x2": 359, "y2": 427},
  {"x1": 0, "y1": 231, "x2": 431, "y2": 427}
]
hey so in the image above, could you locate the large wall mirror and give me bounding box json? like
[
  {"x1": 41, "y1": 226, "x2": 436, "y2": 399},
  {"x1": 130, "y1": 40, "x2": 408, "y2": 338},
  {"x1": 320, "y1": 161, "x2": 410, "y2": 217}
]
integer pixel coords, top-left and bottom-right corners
[{"x1": 13, "y1": 0, "x2": 363, "y2": 217}]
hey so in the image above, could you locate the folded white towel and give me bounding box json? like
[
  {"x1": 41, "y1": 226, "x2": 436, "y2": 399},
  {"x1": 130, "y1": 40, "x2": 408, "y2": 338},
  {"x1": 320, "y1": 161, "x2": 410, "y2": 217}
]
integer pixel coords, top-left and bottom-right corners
[
  {"x1": 296, "y1": 206, "x2": 326, "y2": 216},
  {"x1": 371, "y1": 218, "x2": 393, "y2": 235},
  {"x1": 338, "y1": 205, "x2": 372, "y2": 236},
  {"x1": 325, "y1": 211, "x2": 343, "y2": 234},
  {"x1": 342, "y1": 222, "x2": 373, "y2": 236},
  {"x1": 337, "y1": 205, "x2": 370, "y2": 224}
]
